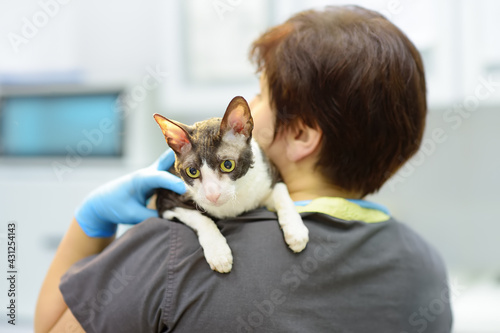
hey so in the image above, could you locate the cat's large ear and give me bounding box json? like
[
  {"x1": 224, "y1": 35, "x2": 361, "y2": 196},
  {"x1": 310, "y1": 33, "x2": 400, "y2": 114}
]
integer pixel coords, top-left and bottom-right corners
[
  {"x1": 220, "y1": 96, "x2": 254, "y2": 139},
  {"x1": 153, "y1": 114, "x2": 192, "y2": 154}
]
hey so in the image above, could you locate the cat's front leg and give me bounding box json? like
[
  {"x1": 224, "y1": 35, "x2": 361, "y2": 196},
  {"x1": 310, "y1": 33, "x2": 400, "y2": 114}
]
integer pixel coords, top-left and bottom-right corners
[
  {"x1": 163, "y1": 208, "x2": 233, "y2": 273},
  {"x1": 267, "y1": 182, "x2": 309, "y2": 253}
]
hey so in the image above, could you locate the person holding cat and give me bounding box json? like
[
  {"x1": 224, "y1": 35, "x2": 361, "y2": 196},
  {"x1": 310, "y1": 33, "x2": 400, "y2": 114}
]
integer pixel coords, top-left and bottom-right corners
[{"x1": 36, "y1": 5, "x2": 452, "y2": 333}]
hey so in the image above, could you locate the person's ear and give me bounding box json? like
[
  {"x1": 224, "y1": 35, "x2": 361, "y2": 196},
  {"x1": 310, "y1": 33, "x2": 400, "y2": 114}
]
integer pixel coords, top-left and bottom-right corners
[{"x1": 285, "y1": 122, "x2": 322, "y2": 162}]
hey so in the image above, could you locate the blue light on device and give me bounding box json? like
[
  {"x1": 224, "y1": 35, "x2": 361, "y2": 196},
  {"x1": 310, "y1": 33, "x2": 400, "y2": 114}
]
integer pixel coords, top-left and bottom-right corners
[{"x1": 0, "y1": 92, "x2": 123, "y2": 157}]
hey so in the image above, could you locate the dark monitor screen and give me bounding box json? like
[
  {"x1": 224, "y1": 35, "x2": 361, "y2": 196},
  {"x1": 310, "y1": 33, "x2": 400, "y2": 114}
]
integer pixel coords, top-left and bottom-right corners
[{"x1": 0, "y1": 91, "x2": 123, "y2": 157}]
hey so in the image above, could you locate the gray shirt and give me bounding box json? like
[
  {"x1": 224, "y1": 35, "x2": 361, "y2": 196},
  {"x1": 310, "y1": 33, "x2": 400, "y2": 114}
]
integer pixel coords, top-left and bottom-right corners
[{"x1": 60, "y1": 208, "x2": 452, "y2": 332}]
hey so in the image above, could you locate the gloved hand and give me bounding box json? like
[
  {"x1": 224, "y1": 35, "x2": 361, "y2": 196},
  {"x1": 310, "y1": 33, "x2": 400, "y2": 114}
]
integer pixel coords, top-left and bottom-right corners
[{"x1": 75, "y1": 149, "x2": 186, "y2": 237}]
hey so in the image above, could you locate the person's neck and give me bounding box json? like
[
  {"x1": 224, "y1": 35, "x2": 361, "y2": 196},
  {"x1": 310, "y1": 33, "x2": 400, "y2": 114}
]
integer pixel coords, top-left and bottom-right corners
[{"x1": 280, "y1": 161, "x2": 362, "y2": 202}]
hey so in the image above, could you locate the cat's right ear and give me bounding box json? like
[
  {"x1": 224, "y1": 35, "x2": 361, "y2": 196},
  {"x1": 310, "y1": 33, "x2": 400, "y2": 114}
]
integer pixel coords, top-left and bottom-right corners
[
  {"x1": 153, "y1": 114, "x2": 192, "y2": 154},
  {"x1": 220, "y1": 96, "x2": 254, "y2": 139}
]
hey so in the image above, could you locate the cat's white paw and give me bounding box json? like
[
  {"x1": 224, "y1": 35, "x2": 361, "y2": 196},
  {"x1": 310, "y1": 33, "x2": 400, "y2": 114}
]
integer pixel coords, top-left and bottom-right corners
[
  {"x1": 281, "y1": 215, "x2": 309, "y2": 253},
  {"x1": 162, "y1": 210, "x2": 177, "y2": 220},
  {"x1": 283, "y1": 224, "x2": 309, "y2": 253},
  {"x1": 203, "y1": 239, "x2": 233, "y2": 273},
  {"x1": 163, "y1": 207, "x2": 233, "y2": 273}
]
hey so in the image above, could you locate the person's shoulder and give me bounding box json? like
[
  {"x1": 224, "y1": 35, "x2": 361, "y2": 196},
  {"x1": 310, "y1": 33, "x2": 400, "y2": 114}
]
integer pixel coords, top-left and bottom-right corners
[
  {"x1": 381, "y1": 219, "x2": 453, "y2": 330},
  {"x1": 126, "y1": 216, "x2": 171, "y2": 234},
  {"x1": 389, "y1": 218, "x2": 445, "y2": 260},
  {"x1": 118, "y1": 216, "x2": 202, "y2": 254},
  {"x1": 381, "y1": 218, "x2": 449, "y2": 281},
  {"x1": 120, "y1": 216, "x2": 189, "y2": 239}
]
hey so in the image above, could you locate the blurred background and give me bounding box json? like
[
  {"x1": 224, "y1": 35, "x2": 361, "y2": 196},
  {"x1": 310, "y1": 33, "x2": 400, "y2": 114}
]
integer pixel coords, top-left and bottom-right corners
[{"x1": 0, "y1": 0, "x2": 499, "y2": 331}]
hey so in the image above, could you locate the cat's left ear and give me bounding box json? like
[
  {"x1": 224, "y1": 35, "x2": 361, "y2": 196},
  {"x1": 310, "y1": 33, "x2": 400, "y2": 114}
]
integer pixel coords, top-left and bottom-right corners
[
  {"x1": 153, "y1": 114, "x2": 192, "y2": 154},
  {"x1": 220, "y1": 96, "x2": 254, "y2": 139}
]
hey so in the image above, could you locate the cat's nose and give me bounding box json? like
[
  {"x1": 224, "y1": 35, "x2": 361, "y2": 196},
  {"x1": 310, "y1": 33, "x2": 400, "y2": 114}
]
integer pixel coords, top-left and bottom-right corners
[{"x1": 206, "y1": 193, "x2": 221, "y2": 204}]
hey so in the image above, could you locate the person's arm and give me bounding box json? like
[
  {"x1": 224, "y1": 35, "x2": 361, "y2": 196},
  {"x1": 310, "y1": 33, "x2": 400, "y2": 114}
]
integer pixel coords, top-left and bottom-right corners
[
  {"x1": 34, "y1": 150, "x2": 186, "y2": 333},
  {"x1": 46, "y1": 307, "x2": 84, "y2": 333},
  {"x1": 35, "y1": 219, "x2": 114, "y2": 333}
]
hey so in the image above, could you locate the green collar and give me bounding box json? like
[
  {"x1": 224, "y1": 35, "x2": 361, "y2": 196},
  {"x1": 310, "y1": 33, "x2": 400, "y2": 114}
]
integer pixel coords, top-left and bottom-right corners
[{"x1": 295, "y1": 197, "x2": 390, "y2": 223}]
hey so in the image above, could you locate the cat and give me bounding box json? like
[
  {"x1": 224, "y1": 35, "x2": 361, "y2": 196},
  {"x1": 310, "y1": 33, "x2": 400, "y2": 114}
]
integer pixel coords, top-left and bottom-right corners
[{"x1": 153, "y1": 96, "x2": 309, "y2": 273}]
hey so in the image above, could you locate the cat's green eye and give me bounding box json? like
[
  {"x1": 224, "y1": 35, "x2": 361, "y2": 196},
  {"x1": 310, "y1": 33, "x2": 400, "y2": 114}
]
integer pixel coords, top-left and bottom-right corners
[
  {"x1": 220, "y1": 160, "x2": 235, "y2": 173},
  {"x1": 186, "y1": 167, "x2": 200, "y2": 178}
]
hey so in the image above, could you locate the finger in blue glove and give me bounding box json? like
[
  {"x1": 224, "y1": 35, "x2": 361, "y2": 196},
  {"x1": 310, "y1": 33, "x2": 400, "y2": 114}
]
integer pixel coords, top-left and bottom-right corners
[{"x1": 75, "y1": 149, "x2": 186, "y2": 237}]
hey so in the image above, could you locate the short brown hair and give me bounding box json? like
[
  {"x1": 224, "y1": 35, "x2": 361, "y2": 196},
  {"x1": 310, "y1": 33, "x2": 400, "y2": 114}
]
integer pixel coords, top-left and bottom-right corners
[{"x1": 250, "y1": 5, "x2": 426, "y2": 196}]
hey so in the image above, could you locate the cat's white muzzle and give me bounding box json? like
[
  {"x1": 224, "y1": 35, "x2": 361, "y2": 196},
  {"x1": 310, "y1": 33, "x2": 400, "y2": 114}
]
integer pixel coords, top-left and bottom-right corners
[
  {"x1": 206, "y1": 192, "x2": 221, "y2": 204},
  {"x1": 202, "y1": 180, "x2": 226, "y2": 206},
  {"x1": 188, "y1": 169, "x2": 234, "y2": 208}
]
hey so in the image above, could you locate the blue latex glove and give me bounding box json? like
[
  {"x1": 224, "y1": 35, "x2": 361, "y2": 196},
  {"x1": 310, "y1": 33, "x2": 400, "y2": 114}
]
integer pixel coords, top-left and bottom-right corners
[{"x1": 75, "y1": 150, "x2": 186, "y2": 237}]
